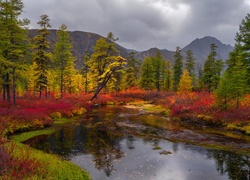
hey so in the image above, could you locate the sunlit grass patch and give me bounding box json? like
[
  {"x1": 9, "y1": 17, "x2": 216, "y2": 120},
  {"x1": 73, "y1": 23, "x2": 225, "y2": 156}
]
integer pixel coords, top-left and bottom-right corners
[
  {"x1": 143, "y1": 105, "x2": 171, "y2": 116},
  {"x1": 11, "y1": 128, "x2": 56, "y2": 143}
]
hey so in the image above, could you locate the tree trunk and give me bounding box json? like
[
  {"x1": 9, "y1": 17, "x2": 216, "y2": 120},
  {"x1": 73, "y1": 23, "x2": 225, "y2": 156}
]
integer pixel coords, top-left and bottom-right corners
[
  {"x1": 6, "y1": 73, "x2": 11, "y2": 103},
  {"x1": 60, "y1": 70, "x2": 63, "y2": 98},
  {"x1": 3, "y1": 84, "x2": 6, "y2": 101},
  {"x1": 12, "y1": 67, "x2": 16, "y2": 105},
  {"x1": 39, "y1": 85, "x2": 42, "y2": 98},
  {"x1": 91, "y1": 69, "x2": 115, "y2": 101}
]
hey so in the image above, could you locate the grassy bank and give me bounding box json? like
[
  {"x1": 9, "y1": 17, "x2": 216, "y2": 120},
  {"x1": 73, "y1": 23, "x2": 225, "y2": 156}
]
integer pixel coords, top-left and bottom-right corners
[
  {"x1": 0, "y1": 94, "x2": 92, "y2": 179},
  {"x1": 1, "y1": 141, "x2": 90, "y2": 179}
]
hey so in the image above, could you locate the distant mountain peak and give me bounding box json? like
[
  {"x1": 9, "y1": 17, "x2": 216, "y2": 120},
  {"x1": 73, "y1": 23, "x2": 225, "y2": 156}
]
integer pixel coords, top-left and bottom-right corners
[{"x1": 181, "y1": 36, "x2": 234, "y2": 64}]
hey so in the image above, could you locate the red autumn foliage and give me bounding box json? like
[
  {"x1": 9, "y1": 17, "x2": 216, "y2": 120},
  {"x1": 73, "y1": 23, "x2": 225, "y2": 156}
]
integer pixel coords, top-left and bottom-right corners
[{"x1": 0, "y1": 142, "x2": 45, "y2": 179}]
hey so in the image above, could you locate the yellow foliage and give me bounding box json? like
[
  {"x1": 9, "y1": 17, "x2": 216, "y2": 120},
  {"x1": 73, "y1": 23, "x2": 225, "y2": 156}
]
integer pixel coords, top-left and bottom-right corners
[{"x1": 178, "y1": 69, "x2": 193, "y2": 94}]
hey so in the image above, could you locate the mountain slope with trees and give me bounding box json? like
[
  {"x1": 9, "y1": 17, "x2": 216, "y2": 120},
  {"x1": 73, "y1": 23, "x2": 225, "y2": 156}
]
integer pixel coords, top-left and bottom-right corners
[{"x1": 28, "y1": 30, "x2": 233, "y2": 68}]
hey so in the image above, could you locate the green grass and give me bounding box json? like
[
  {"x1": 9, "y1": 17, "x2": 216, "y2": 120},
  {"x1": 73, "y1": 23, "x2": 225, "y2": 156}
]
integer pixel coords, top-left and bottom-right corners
[
  {"x1": 10, "y1": 142, "x2": 91, "y2": 179},
  {"x1": 11, "y1": 128, "x2": 56, "y2": 143},
  {"x1": 9, "y1": 116, "x2": 91, "y2": 179}
]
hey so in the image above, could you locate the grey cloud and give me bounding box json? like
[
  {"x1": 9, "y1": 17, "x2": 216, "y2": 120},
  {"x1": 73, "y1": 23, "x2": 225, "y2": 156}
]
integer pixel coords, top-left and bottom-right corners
[{"x1": 21, "y1": 0, "x2": 250, "y2": 51}]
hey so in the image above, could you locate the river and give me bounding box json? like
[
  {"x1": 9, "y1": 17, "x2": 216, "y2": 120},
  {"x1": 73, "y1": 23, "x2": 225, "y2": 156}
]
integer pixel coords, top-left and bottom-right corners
[{"x1": 23, "y1": 105, "x2": 250, "y2": 180}]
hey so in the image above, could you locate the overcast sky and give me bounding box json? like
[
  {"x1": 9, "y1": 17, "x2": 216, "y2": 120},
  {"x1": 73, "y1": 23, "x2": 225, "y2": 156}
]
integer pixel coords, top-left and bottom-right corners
[{"x1": 21, "y1": 0, "x2": 250, "y2": 51}]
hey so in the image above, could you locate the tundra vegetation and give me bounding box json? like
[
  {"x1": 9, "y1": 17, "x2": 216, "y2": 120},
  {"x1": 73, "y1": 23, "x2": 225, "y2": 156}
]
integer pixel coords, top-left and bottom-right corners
[{"x1": 0, "y1": 0, "x2": 250, "y2": 179}]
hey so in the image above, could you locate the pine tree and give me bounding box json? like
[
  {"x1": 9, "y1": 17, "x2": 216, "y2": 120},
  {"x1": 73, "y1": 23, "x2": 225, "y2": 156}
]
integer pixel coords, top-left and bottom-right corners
[
  {"x1": 53, "y1": 24, "x2": 76, "y2": 98},
  {"x1": 32, "y1": 14, "x2": 51, "y2": 98},
  {"x1": 140, "y1": 57, "x2": 155, "y2": 90},
  {"x1": 173, "y1": 46, "x2": 183, "y2": 91},
  {"x1": 0, "y1": 0, "x2": 30, "y2": 104}
]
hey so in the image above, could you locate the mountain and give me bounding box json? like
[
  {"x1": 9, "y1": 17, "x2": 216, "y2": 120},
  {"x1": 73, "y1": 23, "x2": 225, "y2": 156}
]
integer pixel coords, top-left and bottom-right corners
[
  {"x1": 134, "y1": 47, "x2": 174, "y2": 62},
  {"x1": 29, "y1": 30, "x2": 234, "y2": 68},
  {"x1": 28, "y1": 29, "x2": 130, "y2": 69},
  {"x1": 181, "y1": 36, "x2": 234, "y2": 65},
  {"x1": 135, "y1": 36, "x2": 234, "y2": 66}
]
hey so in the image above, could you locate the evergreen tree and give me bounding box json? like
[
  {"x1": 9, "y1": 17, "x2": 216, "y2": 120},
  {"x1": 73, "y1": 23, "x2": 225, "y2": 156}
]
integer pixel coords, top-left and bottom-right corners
[
  {"x1": 53, "y1": 24, "x2": 76, "y2": 98},
  {"x1": 88, "y1": 33, "x2": 126, "y2": 100},
  {"x1": 152, "y1": 51, "x2": 165, "y2": 91},
  {"x1": 178, "y1": 69, "x2": 193, "y2": 94},
  {"x1": 0, "y1": 0, "x2": 30, "y2": 104},
  {"x1": 216, "y1": 55, "x2": 248, "y2": 110},
  {"x1": 202, "y1": 44, "x2": 223, "y2": 92},
  {"x1": 124, "y1": 52, "x2": 140, "y2": 89},
  {"x1": 185, "y1": 50, "x2": 196, "y2": 79},
  {"x1": 163, "y1": 60, "x2": 173, "y2": 91},
  {"x1": 173, "y1": 46, "x2": 183, "y2": 91},
  {"x1": 228, "y1": 13, "x2": 250, "y2": 88},
  {"x1": 140, "y1": 57, "x2": 155, "y2": 90},
  {"x1": 32, "y1": 14, "x2": 51, "y2": 98}
]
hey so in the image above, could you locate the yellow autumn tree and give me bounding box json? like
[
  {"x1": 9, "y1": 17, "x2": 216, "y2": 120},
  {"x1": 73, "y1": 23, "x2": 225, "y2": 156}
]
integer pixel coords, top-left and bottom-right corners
[{"x1": 178, "y1": 69, "x2": 193, "y2": 94}]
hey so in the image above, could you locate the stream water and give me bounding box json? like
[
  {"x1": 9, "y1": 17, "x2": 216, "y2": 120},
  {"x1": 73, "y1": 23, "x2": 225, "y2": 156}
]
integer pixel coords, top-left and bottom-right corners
[{"x1": 23, "y1": 106, "x2": 250, "y2": 180}]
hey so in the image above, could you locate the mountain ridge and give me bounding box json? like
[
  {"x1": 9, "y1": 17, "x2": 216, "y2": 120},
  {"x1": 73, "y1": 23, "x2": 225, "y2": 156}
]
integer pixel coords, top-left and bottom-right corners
[{"x1": 28, "y1": 30, "x2": 234, "y2": 68}]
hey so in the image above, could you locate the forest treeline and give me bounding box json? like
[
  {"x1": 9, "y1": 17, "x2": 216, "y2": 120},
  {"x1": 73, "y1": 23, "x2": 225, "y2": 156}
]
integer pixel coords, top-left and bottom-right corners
[{"x1": 0, "y1": 0, "x2": 249, "y2": 109}]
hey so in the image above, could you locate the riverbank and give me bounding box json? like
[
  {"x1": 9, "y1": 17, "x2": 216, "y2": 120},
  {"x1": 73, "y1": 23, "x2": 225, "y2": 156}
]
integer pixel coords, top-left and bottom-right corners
[
  {"x1": 0, "y1": 94, "x2": 92, "y2": 179},
  {"x1": 116, "y1": 90, "x2": 250, "y2": 135},
  {"x1": 0, "y1": 91, "x2": 249, "y2": 179}
]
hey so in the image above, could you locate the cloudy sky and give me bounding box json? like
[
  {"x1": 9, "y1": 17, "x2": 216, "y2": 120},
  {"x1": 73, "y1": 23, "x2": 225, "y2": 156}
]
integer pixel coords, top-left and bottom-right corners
[{"x1": 21, "y1": 0, "x2": 250, "y2": 51}]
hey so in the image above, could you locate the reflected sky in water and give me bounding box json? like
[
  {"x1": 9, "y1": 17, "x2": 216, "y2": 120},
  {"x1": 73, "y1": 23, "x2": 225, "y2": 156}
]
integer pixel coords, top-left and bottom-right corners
[
  {"x1": 71, "y1": 136, "x2": 228, "y2": 180},
  {"x1": 23, "y1": 106, "x2": 249, "y2": 180}
]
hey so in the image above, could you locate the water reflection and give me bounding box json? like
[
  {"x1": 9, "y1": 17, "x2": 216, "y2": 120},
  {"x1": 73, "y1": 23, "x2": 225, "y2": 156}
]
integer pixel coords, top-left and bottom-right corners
[
  {"x1": 23, "y1": 106, "x2": 250, "y2": 180},
  {"x1": 85, "y1": 123, "x2": 124, "y2": 176},
  {"x1": 207, "y1": 150, "x2": 250, "y2": 180}
]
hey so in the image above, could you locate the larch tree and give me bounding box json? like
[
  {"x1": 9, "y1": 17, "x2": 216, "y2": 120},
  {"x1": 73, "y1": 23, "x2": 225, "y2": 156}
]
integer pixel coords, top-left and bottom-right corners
[
  {"x1": 32, "y1": 14, "x2": 51, "y2": 98},
  {"x1": 81, "y1": 53, "x2": 90, "y2": 94},
  {"x1": 53, "y1": 24, "x2": 76, "y2": 98},
  {"x1": 173, "y1": 46, "x2": 183, "y2": 91},
  {"x1": 178, "y1": 69, "x2": 193, "y2": 94},
  {"x1": 0, "y1": 0, "x2": 30, "y2": 105},
  {"x1": 88, "y1": 32, "x2": 126, "y2": 100},
  {"x1": 140, "y1": 57, "x2": 155, "y2": 90}
]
